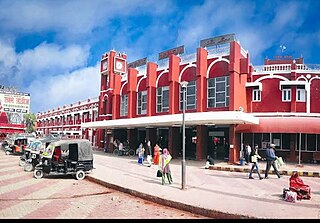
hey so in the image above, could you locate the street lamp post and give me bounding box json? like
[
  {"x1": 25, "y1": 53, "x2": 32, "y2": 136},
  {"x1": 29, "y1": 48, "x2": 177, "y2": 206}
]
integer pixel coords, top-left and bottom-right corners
[{"x1": 180, "y1": 80, "x2": 188, "y2": 190}]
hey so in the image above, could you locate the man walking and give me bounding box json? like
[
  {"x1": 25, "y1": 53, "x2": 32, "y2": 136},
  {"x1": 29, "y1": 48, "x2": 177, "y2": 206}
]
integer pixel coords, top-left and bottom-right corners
[{"x1": 265, "y1": 144, "x2": 281, "y2": 179}]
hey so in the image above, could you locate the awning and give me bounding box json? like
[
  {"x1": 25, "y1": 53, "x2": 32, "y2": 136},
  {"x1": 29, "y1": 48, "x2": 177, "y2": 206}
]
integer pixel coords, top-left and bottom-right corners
[
  {"x1": 236, "y1": 116, "x2": 320, "y2": 134},
  {"x1": 81, "y1": 111, "x2": 259, "y2": 129}
]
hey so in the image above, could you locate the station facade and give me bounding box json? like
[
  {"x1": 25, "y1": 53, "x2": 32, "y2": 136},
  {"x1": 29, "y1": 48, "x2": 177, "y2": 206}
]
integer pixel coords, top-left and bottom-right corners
[{"x1": 37, "y1": 34, "x2": 320, "y2": 164}]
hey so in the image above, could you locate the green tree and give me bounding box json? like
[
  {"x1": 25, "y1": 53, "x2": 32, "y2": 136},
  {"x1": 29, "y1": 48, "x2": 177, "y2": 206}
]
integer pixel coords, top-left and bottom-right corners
[{"x1": 23, "y1": 113, "x2": 36, "y2": 133}]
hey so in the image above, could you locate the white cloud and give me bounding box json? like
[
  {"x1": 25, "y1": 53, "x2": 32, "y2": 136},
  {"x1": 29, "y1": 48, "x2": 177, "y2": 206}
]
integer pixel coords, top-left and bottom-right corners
[
  {"x1": 28, "y1": 63, "x2": 101, "y2": 113},
  {"x1": 19, "y1": 42, "x2": 89, "y2": 76}
]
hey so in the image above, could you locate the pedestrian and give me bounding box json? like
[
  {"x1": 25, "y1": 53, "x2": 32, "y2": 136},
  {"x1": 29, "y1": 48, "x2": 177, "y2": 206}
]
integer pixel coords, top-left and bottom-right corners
[
  {"x1": 249, "y1": 145, "x2": 263, "y2": 180},
  {"x1": 205, "y1": 142, "x2": 215, "y2": 169},
  {"x1": 264, "y1": 144, "x2": 281, "y2": 179},
  {"x1": 158, "y1": 148, "x2": 173, "y2": 185},
  {"x1": 137, "y1": 143, "x2": 145, "y2": 165},
  {"x1": 153, "y1": 143, "x2": 161, "y2": 165},
  {"x1": 244, "y1": 143, "x2": 251, "y2": 165},
  {"x1": 223, "y1": 137, "x2": 229, "y2": 160},
  {"x1": 118, "y1": 141, "x2": 124, "y2": 155},
  {"x1": 146, "y1": 140, "x2": 152, "y2": 167}
]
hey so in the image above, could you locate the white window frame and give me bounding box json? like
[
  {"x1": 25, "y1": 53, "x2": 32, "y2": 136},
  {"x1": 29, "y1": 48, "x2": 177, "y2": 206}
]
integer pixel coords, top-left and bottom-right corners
[
  {"x1": 156, "y1": 86, "x2": 169, "y2": 113},
  {"x1": 282, "y1": 88, "x2": 291, "y2": 102},
  {"x1": 137, "y1": 90, "x2": 147, "y2": 115},
  {"x1": 252, "y1": 89, "x2": 261, "y2": 102},
  {"x1": 120, "y1": 94, "x2": 128, "y2": 116},
  {"x1": 179, "y1": 80, "x2": 196, "y2": 110},
  {"x1": 207, "y1": 76, "x2": 229, "y2": 108},
  {"x1": 296, "y1": 88, "x2": 306, "y2": 102}
]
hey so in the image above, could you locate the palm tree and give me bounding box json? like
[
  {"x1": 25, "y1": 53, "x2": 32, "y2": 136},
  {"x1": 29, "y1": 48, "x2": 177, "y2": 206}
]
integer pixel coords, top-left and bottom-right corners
[{"x1": 23, "y1": 113, "x2": 36, "y2": 133}]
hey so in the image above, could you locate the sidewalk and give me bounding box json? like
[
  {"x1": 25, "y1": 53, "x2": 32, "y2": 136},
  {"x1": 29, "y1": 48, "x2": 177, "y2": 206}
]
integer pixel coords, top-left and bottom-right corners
[{"x1": 88, "y1": 150, "x2": 320, "y2": 219}]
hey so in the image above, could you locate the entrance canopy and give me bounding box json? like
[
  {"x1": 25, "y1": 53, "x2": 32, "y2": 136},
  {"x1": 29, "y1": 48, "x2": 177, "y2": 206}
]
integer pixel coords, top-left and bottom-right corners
[{"x1": 81, "y1": 111, "x2": 259, "y2": 129}]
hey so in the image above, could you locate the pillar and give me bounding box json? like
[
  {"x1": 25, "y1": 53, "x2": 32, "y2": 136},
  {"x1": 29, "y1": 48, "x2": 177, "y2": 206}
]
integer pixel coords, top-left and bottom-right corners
[{"x1": 196, "y1": 125, "x2": 208, "y2": 160}]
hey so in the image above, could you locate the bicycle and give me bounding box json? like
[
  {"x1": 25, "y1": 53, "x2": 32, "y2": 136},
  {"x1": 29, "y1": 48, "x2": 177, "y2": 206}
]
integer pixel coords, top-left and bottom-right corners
[{"x1": 113, "y1": 146, "x2": 135, "y2": 157}]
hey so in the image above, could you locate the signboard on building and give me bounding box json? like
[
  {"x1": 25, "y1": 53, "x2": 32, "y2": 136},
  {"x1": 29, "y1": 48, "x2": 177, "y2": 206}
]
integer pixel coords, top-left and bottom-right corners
[
  {"x1": 158, "y1": 45, "x2": 185, "y2": 60},
  {"x1": 0, "y1": 90, "x2": 30, "y2": 114},
  {"x1": 200, "y1": 33, "x2": 236, "y2": 48},
  {"x1": 128, "y1": 57, "x2": 147, "y2": 68},
  {"x1": 0, "y1": 90, "x2": 30, "y2": 124}
]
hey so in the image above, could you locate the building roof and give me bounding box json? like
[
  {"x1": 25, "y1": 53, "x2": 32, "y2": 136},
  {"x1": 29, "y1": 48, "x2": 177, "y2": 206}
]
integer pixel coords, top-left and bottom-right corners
[{"x1": 81, "y1": 111, "x2": 259, "y2": 129}]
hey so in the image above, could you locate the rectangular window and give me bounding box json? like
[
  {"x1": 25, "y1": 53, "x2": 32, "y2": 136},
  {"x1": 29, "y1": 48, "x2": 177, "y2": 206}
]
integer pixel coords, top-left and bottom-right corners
[
  {"x1": 156, "y1": 86, "x2": 169, "y2": 112},
  {"x1": 207, "y1": 76, "x2": 229, "y2": 108},
  {"x1": 120, "y1": 94, "x2": 128, "y2": 116},
  {"x1": 252, "y1": 89, "x2": 261, "y2": 102},
  {"x1": 296, "y1": 87, "x2": 306, "y2": 102},
  {"x1": 180, "y1": 80, "x2": 196, "y2": 110},
  {"x1": 282, "y1": 87, "x2": 291, "y2": 102},
  {"x1": 137, "y1": 90, "x2": 147, "y2": 115}
]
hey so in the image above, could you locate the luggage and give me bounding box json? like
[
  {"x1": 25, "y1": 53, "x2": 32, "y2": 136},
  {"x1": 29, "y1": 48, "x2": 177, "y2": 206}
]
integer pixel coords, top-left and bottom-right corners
[
  {"x1": 284, "y1": 190, "x2": 297, "y2": 203},
  {"x1": 138, "y1": 157, "x2": 143, "y2": 164}
]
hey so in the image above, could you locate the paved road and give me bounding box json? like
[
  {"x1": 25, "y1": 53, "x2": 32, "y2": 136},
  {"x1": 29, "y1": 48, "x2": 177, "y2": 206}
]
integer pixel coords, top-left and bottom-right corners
[{"x1": 0, "y1": 151, "x2": 207, "y2": 219}]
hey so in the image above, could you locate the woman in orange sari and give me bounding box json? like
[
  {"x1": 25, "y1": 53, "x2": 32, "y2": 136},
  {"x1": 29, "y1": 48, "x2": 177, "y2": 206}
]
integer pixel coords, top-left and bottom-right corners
[{"x1": 153, "y1": 144, "x2": 161, "y2": 165}]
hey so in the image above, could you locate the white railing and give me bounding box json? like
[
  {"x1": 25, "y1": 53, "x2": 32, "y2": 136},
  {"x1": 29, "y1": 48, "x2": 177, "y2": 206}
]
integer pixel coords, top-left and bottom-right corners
[
  {"x1": 296, "y1": 64, "x2": 320, "y2": 72},
  {"x1": 253, "y1": 63, "x2": 320, "y2": 74},
  {"x1": 180, "y1": 53, "x2": 196, "y2": 64},
  {"x1": 253, "y1": 64, "x2": 291, "y2": 73},
  {"x1": 157, "y1": 59, "x2": 169, "y2": 71},
  {"x1": 136, "y1": 65, "x2": 147, "y2": 76},
  {"x1": 207, "y1": 45, "x2": 230, "y2": 58}
]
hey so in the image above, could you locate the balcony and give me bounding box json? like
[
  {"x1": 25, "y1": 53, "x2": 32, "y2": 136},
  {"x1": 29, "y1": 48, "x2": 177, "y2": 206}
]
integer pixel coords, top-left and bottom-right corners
[{"x1": 253, "y1": 64, "x2": 320, "y2": 74}]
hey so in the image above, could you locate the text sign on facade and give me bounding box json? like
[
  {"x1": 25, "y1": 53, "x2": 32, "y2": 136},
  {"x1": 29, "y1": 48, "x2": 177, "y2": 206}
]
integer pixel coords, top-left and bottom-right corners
[
  {"x1": 158, "y1": 45, "x2": 185, "y2": 60},
  {"x1": 128, "y1": 57, "x2": 147, "y2": 68},
  {"x1": 200, "y1": 33, "x2": 236, "y2": 48},
  {"x1": 0, "y1": 91, "x2": 30, "y2": 113}
]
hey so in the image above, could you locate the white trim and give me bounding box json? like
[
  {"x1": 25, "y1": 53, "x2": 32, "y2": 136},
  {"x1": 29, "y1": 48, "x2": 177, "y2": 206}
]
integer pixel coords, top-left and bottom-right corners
[
  {"x1": 156, "y1": 70, "x2": 168, "y2": 87},
  {"x1": 179, "y1": 64, "x2": 196, "y2": 83},
  {"x1": 206, "y1": 57, "x2": 230, "y2": 78},
  {"x1": 245, "y1": 82, "x2": 262, "y2": 91},
  {"x1": 279, "y1": 80, "x2": 306, "y2": 90},
  {"x1": 136, "y1": 76, "x2": 146, "y2": 92},
  {"x1": 81, "y1": 111, "x2": 259, "y2": 129},
  {"x1": 120, "y1": 82, "x2": 127, "y2": 96},
  {"x1": 255, "y1": 74, "x2": 289, "y2": 83}
]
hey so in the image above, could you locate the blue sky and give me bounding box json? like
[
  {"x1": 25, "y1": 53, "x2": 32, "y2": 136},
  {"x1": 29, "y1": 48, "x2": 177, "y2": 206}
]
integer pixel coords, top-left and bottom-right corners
[{"x1": 0, "y1": 0, "x2": 319, "y2": 114}]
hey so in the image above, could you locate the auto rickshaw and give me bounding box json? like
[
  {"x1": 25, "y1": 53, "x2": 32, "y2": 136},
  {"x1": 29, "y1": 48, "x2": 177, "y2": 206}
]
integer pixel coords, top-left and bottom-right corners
[
  {"x1": 22, "y1": 137, "x2": 58, "y2": 172},
  {"x1": 5, "y1": 133, "x2": 35, "y2": 155},
  {"x1": 19, "y1": 139, "x2": 39, "y2": 166},
  {"x1": 33, "y1": 139, "x2": 94, "y2": 180}
]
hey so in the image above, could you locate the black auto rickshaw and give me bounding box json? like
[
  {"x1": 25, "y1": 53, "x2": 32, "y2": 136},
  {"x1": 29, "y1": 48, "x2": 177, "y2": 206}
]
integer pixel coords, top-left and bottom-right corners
[
  {"x1": 33, "y1": 139, "x2": 94, "y2": 180},
  {"x1": 5, "y1": 133, "x2": 35, "y2": 155},
  {"x1": 23, "y1": 137, "x2": 58, "y2": 172},
  {"x1": 19, "y1": 138, "x2": 39, "y2": 166}
]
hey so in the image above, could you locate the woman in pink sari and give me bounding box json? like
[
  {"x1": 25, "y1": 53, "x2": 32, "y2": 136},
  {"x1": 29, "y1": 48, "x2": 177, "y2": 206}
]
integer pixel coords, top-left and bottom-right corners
[{"x1": 158, "y1": 148, "x2": 173, "y2": 185}]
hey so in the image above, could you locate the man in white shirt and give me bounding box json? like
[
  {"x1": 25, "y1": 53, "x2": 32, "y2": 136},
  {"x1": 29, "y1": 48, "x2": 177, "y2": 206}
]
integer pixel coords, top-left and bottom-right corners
[{"x1": 245, "y1": 143, "x2": 251, "y2": 165}]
